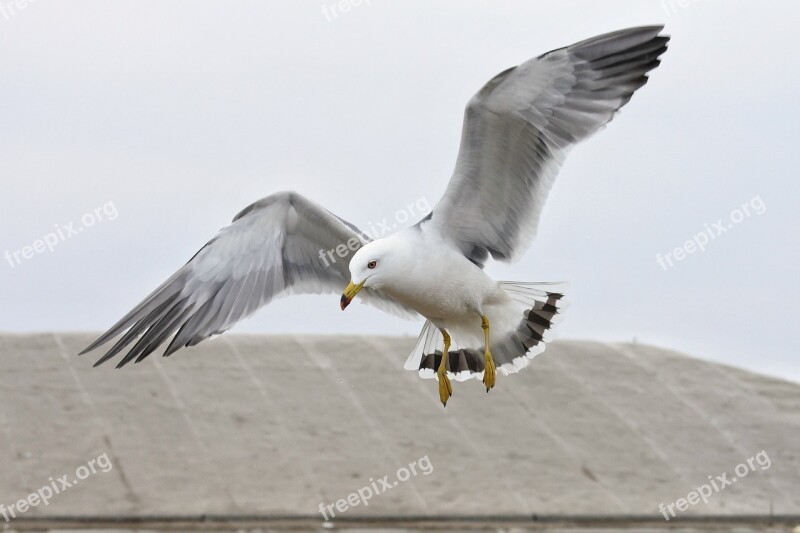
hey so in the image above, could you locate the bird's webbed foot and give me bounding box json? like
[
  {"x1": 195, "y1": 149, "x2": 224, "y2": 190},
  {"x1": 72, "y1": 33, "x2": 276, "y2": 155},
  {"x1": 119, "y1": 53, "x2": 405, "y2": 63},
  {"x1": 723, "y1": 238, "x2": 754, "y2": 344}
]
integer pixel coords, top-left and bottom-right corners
[
  {"x1": 481, "y1": 315, "x2": 496, "y2": 392},
  {"x1": 437, "y1": 329, "x2": 453, "y2": 407}
]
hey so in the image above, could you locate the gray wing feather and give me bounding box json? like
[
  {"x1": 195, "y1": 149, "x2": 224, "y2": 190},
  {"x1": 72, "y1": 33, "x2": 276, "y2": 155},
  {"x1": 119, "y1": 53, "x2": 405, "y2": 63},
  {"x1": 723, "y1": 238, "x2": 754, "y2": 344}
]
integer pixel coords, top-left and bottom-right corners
[
  {"x1": 426, "y1": 26, "x2": 669, "y2": 265},
  {"x1": 82, "y1": 191, "x2": 417, "y2": 367}
]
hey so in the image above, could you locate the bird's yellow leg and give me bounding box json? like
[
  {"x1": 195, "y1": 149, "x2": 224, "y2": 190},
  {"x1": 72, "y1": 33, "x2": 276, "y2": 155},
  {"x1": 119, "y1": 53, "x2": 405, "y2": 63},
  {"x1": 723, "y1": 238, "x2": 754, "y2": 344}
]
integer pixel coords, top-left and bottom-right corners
[
  {"x1": 481, "y1": 315, "x2": 496, "y2": 392},
  {"x1": 437, "y1": 329, "x2": 453, "y2": 407}
]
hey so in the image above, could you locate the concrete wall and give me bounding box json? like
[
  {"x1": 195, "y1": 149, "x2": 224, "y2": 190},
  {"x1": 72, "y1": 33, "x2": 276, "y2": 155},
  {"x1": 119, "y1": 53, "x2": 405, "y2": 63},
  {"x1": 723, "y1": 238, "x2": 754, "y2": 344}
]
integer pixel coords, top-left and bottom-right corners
[{"x1": 0, "y1": 333, "x2": 798, "y2": 525}]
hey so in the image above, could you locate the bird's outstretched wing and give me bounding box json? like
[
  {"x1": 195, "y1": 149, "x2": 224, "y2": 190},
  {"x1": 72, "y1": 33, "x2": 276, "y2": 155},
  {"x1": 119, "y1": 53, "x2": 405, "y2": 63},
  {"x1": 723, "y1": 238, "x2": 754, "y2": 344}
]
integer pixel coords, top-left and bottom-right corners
[
  {"x1": 81, "y1": 191, "x2": 416, "y2": 367},
  {"x1": 425, "y1": 26, "x2": 669, "y2": 266}
]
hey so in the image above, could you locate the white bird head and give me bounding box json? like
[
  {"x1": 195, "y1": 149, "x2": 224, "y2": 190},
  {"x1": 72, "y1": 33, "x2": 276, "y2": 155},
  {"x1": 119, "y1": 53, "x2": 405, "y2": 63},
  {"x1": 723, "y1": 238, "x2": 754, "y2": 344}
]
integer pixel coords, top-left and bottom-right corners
[{"x1": 340, "y1": 238, "x2": 403, "y2": 310}]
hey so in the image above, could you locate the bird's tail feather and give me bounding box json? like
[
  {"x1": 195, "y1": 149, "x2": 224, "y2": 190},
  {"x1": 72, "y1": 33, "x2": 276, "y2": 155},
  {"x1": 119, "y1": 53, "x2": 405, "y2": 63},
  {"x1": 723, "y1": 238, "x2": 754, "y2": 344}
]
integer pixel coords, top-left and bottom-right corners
[{"x1": 404, "y1": 281, "x2": 568, "y2": 381}]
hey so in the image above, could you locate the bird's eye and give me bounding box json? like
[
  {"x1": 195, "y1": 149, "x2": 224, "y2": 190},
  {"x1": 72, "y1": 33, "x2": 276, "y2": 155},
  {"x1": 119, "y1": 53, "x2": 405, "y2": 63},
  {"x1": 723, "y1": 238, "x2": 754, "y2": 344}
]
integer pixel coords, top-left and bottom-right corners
[{"x1": 367, "y1": 260, "x2": 377, "y2": 269}]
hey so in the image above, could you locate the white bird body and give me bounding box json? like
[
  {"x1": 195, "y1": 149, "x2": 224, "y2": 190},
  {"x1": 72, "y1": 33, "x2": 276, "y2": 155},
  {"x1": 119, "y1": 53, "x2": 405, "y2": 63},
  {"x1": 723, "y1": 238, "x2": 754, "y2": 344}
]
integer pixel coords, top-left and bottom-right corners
[{"x1": 358, "y1": 228, "x2": 501, "y2": 323}]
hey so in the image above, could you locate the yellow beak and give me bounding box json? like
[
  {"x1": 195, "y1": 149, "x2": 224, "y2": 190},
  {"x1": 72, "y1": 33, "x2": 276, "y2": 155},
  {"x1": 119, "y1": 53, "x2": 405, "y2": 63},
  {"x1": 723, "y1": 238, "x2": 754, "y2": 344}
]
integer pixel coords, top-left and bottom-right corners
[{"x1": 340, "y1": 280, "x2": 365, "y2": 310}]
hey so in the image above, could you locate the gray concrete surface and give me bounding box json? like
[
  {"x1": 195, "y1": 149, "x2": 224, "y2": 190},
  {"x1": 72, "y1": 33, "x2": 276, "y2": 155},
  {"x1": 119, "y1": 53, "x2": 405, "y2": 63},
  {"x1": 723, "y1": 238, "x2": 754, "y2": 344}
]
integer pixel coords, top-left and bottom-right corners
[{"x1": 0, "y1": 333, "x2": 799, "y2": 531}]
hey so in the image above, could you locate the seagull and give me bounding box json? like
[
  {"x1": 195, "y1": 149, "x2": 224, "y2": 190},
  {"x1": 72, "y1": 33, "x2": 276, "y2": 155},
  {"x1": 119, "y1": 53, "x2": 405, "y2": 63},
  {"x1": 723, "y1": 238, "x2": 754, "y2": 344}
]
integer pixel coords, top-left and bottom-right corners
[{"x1": 82, "y1": 26, "x2": 669, "y2": 406}]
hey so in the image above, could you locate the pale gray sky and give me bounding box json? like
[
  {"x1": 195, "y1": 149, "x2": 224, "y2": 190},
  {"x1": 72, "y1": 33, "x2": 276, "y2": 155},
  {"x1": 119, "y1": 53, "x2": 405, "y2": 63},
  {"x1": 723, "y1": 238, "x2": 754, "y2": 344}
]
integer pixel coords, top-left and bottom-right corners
[{"x1": 1, "y1": 1, "x2": 797, "y2": 382}]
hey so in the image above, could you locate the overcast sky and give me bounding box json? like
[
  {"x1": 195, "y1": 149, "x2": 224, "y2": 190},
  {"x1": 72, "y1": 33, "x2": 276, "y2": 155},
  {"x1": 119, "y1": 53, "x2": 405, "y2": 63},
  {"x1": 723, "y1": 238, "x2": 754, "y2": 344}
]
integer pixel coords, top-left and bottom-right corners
[{"x1": 1, "y1": 1, "x2": 797, "y2": 383}]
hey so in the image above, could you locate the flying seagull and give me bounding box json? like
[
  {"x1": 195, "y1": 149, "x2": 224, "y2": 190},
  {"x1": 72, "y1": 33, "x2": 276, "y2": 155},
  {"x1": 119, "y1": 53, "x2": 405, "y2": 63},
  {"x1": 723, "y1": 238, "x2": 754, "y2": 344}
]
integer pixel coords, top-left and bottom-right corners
[{"x1": 82, "y1": 26, "x2": 669, "y2": 406}]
